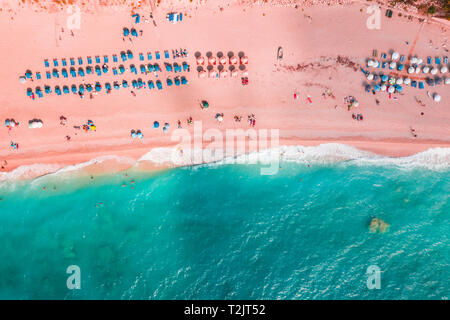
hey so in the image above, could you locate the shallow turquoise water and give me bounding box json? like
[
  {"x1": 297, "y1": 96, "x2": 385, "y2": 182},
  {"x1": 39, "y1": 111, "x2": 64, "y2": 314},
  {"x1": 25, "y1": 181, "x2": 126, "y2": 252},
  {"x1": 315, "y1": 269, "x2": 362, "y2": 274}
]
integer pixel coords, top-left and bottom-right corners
[{"x1": 0, "y1": 163, "x2": 448, "y2": 299}]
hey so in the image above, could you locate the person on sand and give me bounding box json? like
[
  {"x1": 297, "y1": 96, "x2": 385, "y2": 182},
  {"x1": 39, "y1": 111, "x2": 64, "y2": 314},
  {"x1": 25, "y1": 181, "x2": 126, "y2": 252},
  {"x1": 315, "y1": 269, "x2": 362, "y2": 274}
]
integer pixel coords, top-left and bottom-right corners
[{"x1": 177, "y1": 120, "x2": 182, "y2": 128}]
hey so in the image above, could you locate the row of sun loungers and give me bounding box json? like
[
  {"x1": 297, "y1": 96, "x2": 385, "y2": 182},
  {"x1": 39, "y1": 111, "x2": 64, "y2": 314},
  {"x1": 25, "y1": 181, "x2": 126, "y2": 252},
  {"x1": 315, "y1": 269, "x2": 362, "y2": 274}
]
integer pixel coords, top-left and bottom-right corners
[
  {"x1": 26, "y1": 77, "x2": 189, "y2": 98},
  {"x1": 43, "y1": 50, "x2": 187, "y2": 68}
]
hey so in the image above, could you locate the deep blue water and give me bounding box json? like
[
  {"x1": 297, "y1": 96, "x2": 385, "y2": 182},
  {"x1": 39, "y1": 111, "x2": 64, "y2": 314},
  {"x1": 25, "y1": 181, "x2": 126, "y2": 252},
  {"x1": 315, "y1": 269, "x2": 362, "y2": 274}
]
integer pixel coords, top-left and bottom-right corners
[{"x1": 0, "y1": 162, "x2": 448, "y2": 299}]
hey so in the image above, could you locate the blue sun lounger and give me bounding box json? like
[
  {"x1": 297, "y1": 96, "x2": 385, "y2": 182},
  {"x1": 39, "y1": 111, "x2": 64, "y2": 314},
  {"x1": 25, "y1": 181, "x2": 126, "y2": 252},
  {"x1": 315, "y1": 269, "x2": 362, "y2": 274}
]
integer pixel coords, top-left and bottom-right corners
[
  {"x1": 55, "y1": 86, "x2": 61, "y2": 95},
  {"x1": 132, "y1": 13, "x2": 140, "y2": 24},
  {"x1": 418, "y1": 81, "x2": 424, "y2": 89},
  {"x1": 62, "y1": 58, "x2": 67, "y2": 66},
  {"x1": 121, "y1": 52, "x2": 127, "y2": 62},
  {"x1": 70, "y1": 58, "x2": 75, "y2": 66},
  {"x1": 78, "y1": 57, "x2": 83, "y2": 65},
  {"x1": 139, "y1": 53, "x2": 144, "y2": 61},
  {"x1": 148, "y1": 80, "x2": 155, "y2": 89},
  {"x1": 87, "y1": 56, "x2": 93, "y2": 64},
  {"x1": 130, "y1": 64, "x2": 137, "y2": 74},
  {"x1": 156, "y1": 80, "x2": 162, "y2": 90},
  {"x1": 411, "y1": 80, "x2": 417, "y2": 88},
  {"x1": 113, "y1": 54, "x2": 118, "y2": 63},
  {"x1": 44, "y1": 59, "x2": 49, "y2": 68},
  {"x1": 104, "y1": 55, "x2": 109, "y2": 63},
  {"x1": 53, "y1": 59, "x2": 58, "y2": 67},
  {"x1": 62, "y1": 68, "x2": 68, "y2": 78},
  {"x1": 155, "y1": 51, "x2": 160, "y2": 60},
  {"x1": 113, "y1": 67, "x2": 118, "y2": 75},
  {"x1": 382, "y1": 62, "x2": 387, "y2": 69},
  {"x1": 95, "y1": 56, "x2": 100, "y2": 64},
  {"x1": 71, "y1": 85, "x2": 77, "y2": 94},
  {"x1": 45, "y1": 85, "x2": 51, "y2": 94},
  {"x1": 427, "y1": 56, "x2": 432, "y2": 64},
  {"x1": 147, "y1": 52, "x2": 152, "y2": 60},
  {"x1": 46, "y1": 71, "x2": 51, "y2": 79},
  {"x1": 36, "y1": 88, "x2": 43, "y2": 98},
  {"x1": 164, "y1": 50, "x2": 169, "y2": 59},
  {"x1": 166, "y1": 78, "x2": 173, "y2": 86},
  {"x1": 36, "y1": 72, "x2": 41, "y2": 80},
  {"x1": 435, "y1": 57, "x2": 441, "y2": 65}
]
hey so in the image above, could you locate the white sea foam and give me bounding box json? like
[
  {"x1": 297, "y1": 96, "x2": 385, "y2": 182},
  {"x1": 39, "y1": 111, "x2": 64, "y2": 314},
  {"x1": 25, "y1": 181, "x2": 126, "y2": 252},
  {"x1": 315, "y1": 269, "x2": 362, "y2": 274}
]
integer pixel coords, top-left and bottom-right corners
[{"x1": 1, "y1": 144, "x2": 449, "y2": 182}]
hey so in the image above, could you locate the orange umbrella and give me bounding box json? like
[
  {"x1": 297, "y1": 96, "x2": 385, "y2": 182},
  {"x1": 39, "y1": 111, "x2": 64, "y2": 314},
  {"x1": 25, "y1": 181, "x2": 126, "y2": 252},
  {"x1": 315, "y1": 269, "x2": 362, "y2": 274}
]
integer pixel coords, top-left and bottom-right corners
[{"x1": 240, "y1": 56, "x2": 248, "y2": 64}]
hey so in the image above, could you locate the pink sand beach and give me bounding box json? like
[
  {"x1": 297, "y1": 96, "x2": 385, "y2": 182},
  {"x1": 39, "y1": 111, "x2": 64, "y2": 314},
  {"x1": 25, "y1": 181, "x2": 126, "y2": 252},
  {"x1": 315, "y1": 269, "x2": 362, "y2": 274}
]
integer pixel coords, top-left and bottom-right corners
[{"x1": 0, "y1": 0, "x2": 449, "y2": 179}]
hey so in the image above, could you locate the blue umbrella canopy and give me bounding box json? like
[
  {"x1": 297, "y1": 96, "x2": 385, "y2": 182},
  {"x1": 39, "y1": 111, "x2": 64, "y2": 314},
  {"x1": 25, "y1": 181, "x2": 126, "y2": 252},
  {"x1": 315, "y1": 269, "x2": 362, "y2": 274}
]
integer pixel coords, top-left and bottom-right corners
[
  {"x1": 78, "y1": 68, "x2": 85, "y2": 77},
  {"x1": 45, "y1": 85, "x2": 51, "y2": 94},
  {"x1": 156, "y1": 80, "x2": 162, "y2": 90},
  {"x1": 95, "y1": 82, "x2": 101, "y2": 91},
  {"x1": 147, "y1": 64, "x2": 153, "y2": 72},
  {"x1": 174, "y1": 77, "x2": 180, "y2": 86},
  {"x1": 52, "y1": 69, "x2": 59, "y2": 77},
  {"x1": 374, "y1": 84, "x2": 380, "y2": 91},
  {"x1": 154, "y1": 63, "x2": 160, "y2": 71},
  {"x1": 395, "y1": 85, "x2": 403, "y2": 92},
  {"x1": 105, "y1": 82, "x2": 111, "y2": 90},
  {"x1": 86, "y1": 66, "x2": 92, "y2": 74},
  {"x1": 55, "y1": 86, "x2": 61, "y2": 94},
  {"x1": 167, "y1": 78, "x2": 173, "y2": 86},
  {"x1": 95, "y1": 65, "x2": 101, "y2": 72},
  {"x1": 71, "y1": 85, "x2": 77, "y2": 94},
  {"x1": 113, "y1": 82, "x2": 120, "y2": 90},
  {"x1": 123, "y1": 27, "x2": 130, "y2": 36},
  {"x1": 27, "y1": 88, "x2": 33, "y2": 96},
  {"x1": 63, "y1": 85, "x2": 70, "y2": 94},
  {"x1": 148, "y1": 80, "x2": 154, "y2": 89},
  {"x1": 381, "y1": 75, "x2": 388, "y2": 82},
  {"x1": 122, "y1": 80, "x2": 128, "y2": 88},
  {"x1": 62, "y1": 68, "x2": 68, "y2": 77},
  {"x1": 121, "y1": 52, "x2": 127, "y2": 61},
  {"x1": 138, "y1": 79, "x2": 144, "y2": 87},
  {"x1": 131, "y1": 28, "x2": 138, "y2": 37},
  {"x1": 140, "y1": 65, "x2": 146, "y2": 73},
  {"x1": 102, "y1": 65, "x2": 108, "y2": 73},
  {"x1": 132, "y1": 80, "x2": 138, "y2": 88},
  {"x1": 79, "y1": 84, "x2": 85, "y2": 93},
  {"x1": 127, "y1": 50, "x2": 133, "y2": 59},
  {"x1": 25, "y1": 70, "x2": 32, "y2": 78},
  {"x1": 181, "y1": 77, "x2": 188, "y2": 85},
  {"x1": 153, "y1": 121, "x2": 159, "y2": 128},
  {"x1": 119, "y1": 65, "x2": 125, "y2": 73},
  {"x1": 5, "y1": 119, "x2": 10, "y2": 126},
  {"x1": 86, "y1": 84, "x2": 93, "y2": 92}
]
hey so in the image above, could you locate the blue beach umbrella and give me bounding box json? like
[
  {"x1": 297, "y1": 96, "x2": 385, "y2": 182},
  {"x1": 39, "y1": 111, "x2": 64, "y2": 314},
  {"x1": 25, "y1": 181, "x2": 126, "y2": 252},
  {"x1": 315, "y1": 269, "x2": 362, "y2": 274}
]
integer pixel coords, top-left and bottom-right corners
[
  {"x1": 156, "y1": 80, "x2": 162, "y2": 90},
  {"x1": 63, "y1": 85, "x2": 70, "y2": 94},
  {"x1": 5, "y1": 119, "x2": 10, "y2": 126},
  {"x1": 78, "y1": 67, "x2": 85, "y2": 77},
  {"x1": 71, "y1": 85, "x2": 78, "y2": 94},
  {"x1": 147, "y1": 64, "x2": 153, "y2": 72},
  {"x1": 127, "y1": 50, "x2": 133, "y2": 59},
  {"x1": 62, "y1": 68, "x2": 68, "y2": 78},
  {"x1": 395, "y1": 85, "x2": 403, "y2": 93},
  {"x1": 86, "y1": 84, "x2": 93, "y2": 92},
  {"x1": 25, "y1": 70, "x2": 32, "y2": 78},
  {"x1": 52, "y1": 69, "x2": 59, "y2": 78},
  {"x1": 44, "y1": 85, "x2": 51, "y2": 94},
  {"x1": 174, "y1": 77, "x2": 180, "y2": 86},
  {"x1": 154, "y1": 63, "x2": 160, "y2": 72},
  {"x1": 153, "y1": 121, "x2": 159, "y2": 129},
  {"x1": 113, "y1": 82, "x2": 120, "y2": 90},
  {"x1": 165, "y1": 63, "x2": 173, "y2": 72},
  {"x1": 381, "y1": 75, "x2": 388, "y2": 82},
  {"x1": 79, "y1": 84, "x2": 85, "y2": 93},
  {"x1": 166, "y1": 78, "x2": 173, "y2": 86},
  {"x1": 130, "y1": 64, "x2": 137, "y2": 74},
  {"x1": 374, "y1": 84, "x2": 380, "y2": 92},
  {"x1": 119, "y1": 65, "x2": 125, "y2": 74},
  {"x1": 148, "y1": 80, "x2": 154, "y2": 89},
  {"x1": 102, "y1": 65, "x2": 108, "y2": 73},
  {"x1": 86, "y1": 66, "x2": 93, "y2": 75},
  {"x1": 123, "y1": 27, "x2": 130, "y2": 36},
  {"x1": 365, "y1": 85, "x2": 371, "y2": 92},
  {"x1": 181, "y1": 76, "x2": 188, "y2": 85},
  {"x1": 121, "y1": 52, "x2": 127, "y2": 62},
  {"x1": 70, "y1": 67, "x2": 77, "y2": 77},
  {"x1": 138, "y1": 78, "x2": 144, "y2": 88},
  {"x1": 122, "y1": 80, "x2": 128, "y2": 88},
  {"x1": 131, "y1": 28, "x2": 138, "y2": 37},
  {"x1": 131, "y1": 131, "x2": 137, "y2": 138},
  {"x1": 55, "y1": 86, "x2": 62, "y2": 95},
  {"x1": 27, "y1": 88, "x2": 33, "y2": 96},
  {"x1": 132, "y1": 80, "x2": 138, "y2": 88},
  {"x1": 95, "y1": 82, "x2": 102, "y2": 92},
  {"x1": 183, "y1": 62, "x2": 189, "y2": 71},
  {"x1": 140, "y1": 65, "x2": 146, "y2": 74},
  {"x1": 105, "y1": 82, "x2": 111, "y2": 91},
  {"x1": 36, "y1": 87, "x2": 43, "y2": 98},
  {"x1": 95, "y1": 65, "x2": 101, "y2": 75}
]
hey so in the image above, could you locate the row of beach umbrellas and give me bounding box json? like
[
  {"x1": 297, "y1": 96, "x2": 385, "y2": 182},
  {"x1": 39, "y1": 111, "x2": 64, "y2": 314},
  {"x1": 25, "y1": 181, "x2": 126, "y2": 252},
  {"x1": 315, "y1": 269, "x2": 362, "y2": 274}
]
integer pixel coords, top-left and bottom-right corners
[
  {"x1": 374, "y1": 52, "x2": 448, "y2": 65},
  {"x1": 367, "y1": 59, "x2": 448, "y2": 75}
]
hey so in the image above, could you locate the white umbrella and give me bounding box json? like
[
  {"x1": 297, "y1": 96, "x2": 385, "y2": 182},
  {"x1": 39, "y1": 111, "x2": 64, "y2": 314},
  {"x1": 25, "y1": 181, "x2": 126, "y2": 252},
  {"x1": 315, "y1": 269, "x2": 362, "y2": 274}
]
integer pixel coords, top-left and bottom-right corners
[
  {"x1": 392, "y1": 52, "x2": 399, "y2": 60},
  {"x1": 28, "y1": 120, "x2": 43, "y2": 129},
  {"x1": 433, "y1": 93, "x2": 441, "y2": 102},
  {"x1": 19, "y1": 76, "x2": 26, "y2": 84},
  {"x1": 445, "y1": 77, "x2": 450, "y2": 85},
  {"x1": 353, "y1": 101, "x2": 359, "y2": 107},
  {"x1": 390, "y1": 62, "x2": 396, "y2": 69},
  {"x1": 380, "y1": 84, "x2": 387, "y2": 91},
  {"x1": 417, "y1": 58, "x2": 423, "y2": 65},
  {"x1": 403, "y1": 78, "x2": 411, "y2": 85},
  {"x1": 422, "y1": 66, "x2": 430, "y2": 74},
  {"x1": 441, "y1": 66, "x2": 448, "y2": 74},
  {"x1": 388, "y1": 86, "x2": 395, "y2": 93},
  {"x1": 431, "y1": 68, "x2": 438, "y2": 75},
  {"x1": 410, "y1": 57, "x2": 418, "y2": 64},
  {"x1": 408, "y1": 66, "x2": 415, "y2": 74},
  {"x1": 367, "y1": 60, "x2": 374, "y2": 67},
  {"x1": 367, "y1": 73, "x2": 374, "y2": 80},
  {"x1": 396, "y1": 78, "x2": 403, "y2": 85},
  {"x1": 415, "y1": 66, "x2": 421, "y2": 73}
]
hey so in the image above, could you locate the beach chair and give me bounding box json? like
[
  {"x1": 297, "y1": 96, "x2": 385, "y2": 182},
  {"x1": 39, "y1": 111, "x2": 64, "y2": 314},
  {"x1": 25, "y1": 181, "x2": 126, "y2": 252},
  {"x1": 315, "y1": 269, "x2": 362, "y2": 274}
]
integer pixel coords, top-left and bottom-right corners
[
  {"x1": 44, "y1": 59, "x2": 49, "y2": 68},
  {"x1": 181, "y1": 76, "x2": 188, "y2": 85},
  {"x1": 62, "y1": 68, "x2": 68, "y2": 78},
  {"x1": 70, "y1": 58, "x2": 75, "y2": 66},
  {"x1": 62, "y1": 58, "x2": 67, "y2": 66},
  {"x1": 156, "y1": 80, "x2": 162, "y2": 90},
  {"x1": 95, "y1": 56, "x2": 101, "y2": 64},
  {"x1": 87, "y1": 56, "x2": 93, "y2": 64},
  {"x1": 113, "y1": 67, "x2": 118, "y2": 76},
  {"x1": 44, "y1": 85, "x2": 51, "y2": 94},
  {"x1": 63, "y1": 85, "x2": 70, "y2": 94},
  {"x1": 165, "y1": 63, "x2": 173, "y2": 72},
  {"x1": 183, "y1": 62, "x2": 189, "y2": 72},
  {"x1": 46, "y1": 71, "x2": 51, "y2": 79},
  {"x1": 71, "y1": 85, "x2": 78, "y2": 94},
  {"x1": 164, "y1": 50, "x2": 169, "y2": 59},
  {"x1": 166, "y1": 78, "x2": 173, "y2": 86},
  {"x1": 435, "y1": 57, "x2": 441, "y2": 65},
  {"x1": 147, "y1": 52, "x2": 152, "y2": 60},
  {"x1": 411, "y1": 80, "x2": 417, "y2": 88},
  {"x1": 36, "y1": 72, "x2": 41, "y2": 80},
  {"x1": 427, "y1": 56, "x2": 432, "y2": 64},
  {"x1": 55, "y1": 86, "x2": 61, "y2": 95},
  {"x1": 167, "y1": 13, "x2": 174, "y2": 22},
  {"x1": 70, "y1": 67, "x2": 77, "y2": 78},
  {"x1": 139, "y1": 53, "x2": 144, "y2": 61},
  {"x1": 140, "y1": 65, "x2": 146, "y2": 74},
  {"x1": 122, "y1": 80, "x2": 128, "y2": 88},
  {"x1": 78, "y1": 57, "x2": 83, "y2": 65},
  {"x1": 132, "y1": 13, "x2": 140, "y2": 24},
  {"x1": 53, "y1": 59, "x2": 58, "y2": 67},
  {"x1": 418, "y1": 81, "x2": 424, "y2": 89},
  {"x1": 155, "y1": 51, "x2": 161, "y2": 60},
  {"x1": 104, "y1": 55, "x2": 109, "y2": 63},
  {"x1": 113, "y1": 54, "x2": 118, "y2": 63},
  {"x1": 148, "y1": 80, "x2": 155, "y2": 89}
]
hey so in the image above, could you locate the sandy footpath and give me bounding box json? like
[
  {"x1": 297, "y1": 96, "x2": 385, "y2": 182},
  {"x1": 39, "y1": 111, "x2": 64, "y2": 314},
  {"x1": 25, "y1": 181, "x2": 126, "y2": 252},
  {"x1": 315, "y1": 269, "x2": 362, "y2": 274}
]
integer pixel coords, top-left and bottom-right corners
[{"x1": 0, "y1": 0, "x2": 449, "y2": 178}]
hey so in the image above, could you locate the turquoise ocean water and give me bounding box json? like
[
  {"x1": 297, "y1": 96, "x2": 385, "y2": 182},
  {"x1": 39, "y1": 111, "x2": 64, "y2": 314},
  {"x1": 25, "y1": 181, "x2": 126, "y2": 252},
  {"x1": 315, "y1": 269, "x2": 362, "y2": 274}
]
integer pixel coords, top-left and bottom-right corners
[{"x1": 0, "y1": 162, "x2": 448, "y2": 299}]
